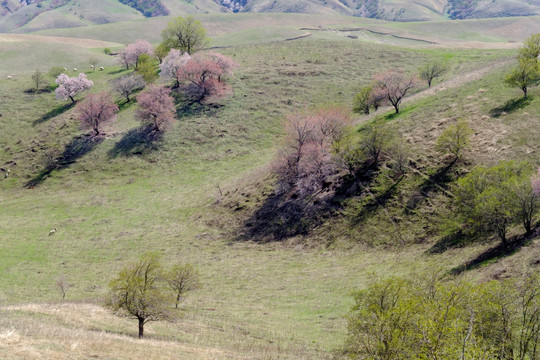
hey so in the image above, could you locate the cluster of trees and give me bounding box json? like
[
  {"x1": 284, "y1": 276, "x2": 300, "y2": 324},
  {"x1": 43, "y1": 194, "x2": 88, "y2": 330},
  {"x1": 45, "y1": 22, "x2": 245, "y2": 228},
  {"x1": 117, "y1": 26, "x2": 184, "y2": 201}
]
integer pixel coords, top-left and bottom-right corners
[
  {"x1": 454, "y1": 161, "x2": 540, "y2": 245},
  {"x1": 346, "y1": 273, "x2": 540, "y2": 359},
  {"x1": 274, "y1": 106, "x2": 351, "y2": 195},
  {"x1": 46, "y1": 15, "x2": 234, "y2": 137},
  {"x1": 106, "y1": 253, "x2": 200, "y2": 338},
  {"x1": 274, "y1": 106, "x2": 415, "y2": 196},
  {"x1": 505, "y1": 33, "x2": 540, "y2": 99},
  {"x1": 353, "y1": 61, "x2": 447, "y2": 116}
]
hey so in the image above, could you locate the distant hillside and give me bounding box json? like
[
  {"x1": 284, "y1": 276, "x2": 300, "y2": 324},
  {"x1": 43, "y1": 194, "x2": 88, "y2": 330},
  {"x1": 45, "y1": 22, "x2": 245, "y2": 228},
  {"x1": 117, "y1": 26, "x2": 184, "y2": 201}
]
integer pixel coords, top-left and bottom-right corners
[{"x1": 2, "y1": 0, "x2": 540, "y2": 33}]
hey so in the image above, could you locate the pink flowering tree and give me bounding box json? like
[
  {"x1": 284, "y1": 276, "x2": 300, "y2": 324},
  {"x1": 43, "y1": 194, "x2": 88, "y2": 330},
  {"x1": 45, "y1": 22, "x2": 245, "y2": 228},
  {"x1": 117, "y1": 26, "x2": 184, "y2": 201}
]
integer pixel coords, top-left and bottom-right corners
[
  {"x1": 76, "y1": 92, "x2": 119, "y2": 136},
  {"x1": 119, "y1": 40, "x2": 154, "y2": 70},
  {"x1": 177, "y1": 53, "x2": 235, "y2": 103},
  {"x1": 159, "y1": 49, "x2": 191, "y2": 87},
  {"x1": 136, "y1": 85, "x2": 176, "y2": 132},
  {"x1": 373, "y1": 70, "x2": 418, "y2": 114},
  {"x1": 55, "y1": 73, "x2": 93, "y2": 103}
]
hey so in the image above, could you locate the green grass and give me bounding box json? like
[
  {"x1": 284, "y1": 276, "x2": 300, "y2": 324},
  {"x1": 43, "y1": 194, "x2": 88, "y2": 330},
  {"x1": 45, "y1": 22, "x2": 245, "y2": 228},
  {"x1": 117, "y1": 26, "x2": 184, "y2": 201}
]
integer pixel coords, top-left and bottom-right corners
[{"x1": 0, "y1": 27, "x2": 539, "y2": 358}]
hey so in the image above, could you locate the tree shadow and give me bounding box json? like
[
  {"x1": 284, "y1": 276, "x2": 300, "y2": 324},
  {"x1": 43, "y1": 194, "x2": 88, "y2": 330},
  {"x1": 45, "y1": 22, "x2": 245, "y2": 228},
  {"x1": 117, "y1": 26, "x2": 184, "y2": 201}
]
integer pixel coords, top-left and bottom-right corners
[
  {"x1": 24, "y1": 85, "x2": 55, "y2": 94},
  {"x1": 352, "y1": 176, "x2": 402, "y2": 225},
  {"x1": 450, "y1": 224, "x2": 540, "y2": 275},
  {"x1": 33, "y1": 102, "x2": 75, "y2": 126},
  {"x1": 108, "y1": 69, "x2": 129, "y2": 75},
  {"x1": 26, "y1": 134, "x2": 103, "y2": 187},
  {"x1": 427, "y1": 228, "x2": 474, "y2": 254},
  {"x1": 108, "y1": 126, "x2": 163, "y2": 158},
  {"x1": 233, "y1": 189, "x2": 338, "y2": 243},
  {"x1": 406, "y1": 161, "x2": 455, "y2": 211},
  {"x1": 173, "y1": 88, "x2": 224, "y2": 118},
  {"x1": 489, "y1": 96, "x2": 532, "y2": 118}
]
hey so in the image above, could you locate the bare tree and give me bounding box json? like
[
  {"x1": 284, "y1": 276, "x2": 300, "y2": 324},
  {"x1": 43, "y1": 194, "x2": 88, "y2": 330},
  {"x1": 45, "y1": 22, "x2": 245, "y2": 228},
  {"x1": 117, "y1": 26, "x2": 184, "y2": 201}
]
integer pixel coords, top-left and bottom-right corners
[
  {"x1": 419, "y1": 61, "x2": 447, "y2": 88},
  {"x1": 56, "y1": 275, "x2": 71, "y2": 301},
  {"x1": 112, "y1": 74, "x2": 145, "y2": 103},
  {"x1": 166, "y1": 264, "x2": 200, "y2": 309},
  {"x1": 373, "y1": 70, "x2": 418, "y2": 114},
  {"x1": 31, "y1": 69, "x2": 48, "y2": 91}
]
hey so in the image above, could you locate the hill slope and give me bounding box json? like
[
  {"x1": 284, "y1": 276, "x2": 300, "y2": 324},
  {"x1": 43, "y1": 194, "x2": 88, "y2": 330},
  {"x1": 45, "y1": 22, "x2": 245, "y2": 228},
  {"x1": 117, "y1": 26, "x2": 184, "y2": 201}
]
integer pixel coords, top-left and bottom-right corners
[{"x1": 3, "y1": 0, "x2": 540, "y2": 34}]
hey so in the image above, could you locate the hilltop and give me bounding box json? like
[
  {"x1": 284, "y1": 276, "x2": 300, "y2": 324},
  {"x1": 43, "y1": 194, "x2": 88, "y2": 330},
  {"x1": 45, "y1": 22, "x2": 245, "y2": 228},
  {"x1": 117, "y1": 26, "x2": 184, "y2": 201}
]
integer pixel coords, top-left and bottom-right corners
[{"x1": 3, "y1": 0, "x2": 540, "y2": 33}]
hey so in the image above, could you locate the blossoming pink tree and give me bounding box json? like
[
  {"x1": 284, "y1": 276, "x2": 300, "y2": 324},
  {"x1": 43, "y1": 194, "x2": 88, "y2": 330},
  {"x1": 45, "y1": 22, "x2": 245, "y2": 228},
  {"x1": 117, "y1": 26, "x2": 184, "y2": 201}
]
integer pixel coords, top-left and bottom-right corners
[{"x1": 55, "y1": 73, "x2": 93, "y2": 103}]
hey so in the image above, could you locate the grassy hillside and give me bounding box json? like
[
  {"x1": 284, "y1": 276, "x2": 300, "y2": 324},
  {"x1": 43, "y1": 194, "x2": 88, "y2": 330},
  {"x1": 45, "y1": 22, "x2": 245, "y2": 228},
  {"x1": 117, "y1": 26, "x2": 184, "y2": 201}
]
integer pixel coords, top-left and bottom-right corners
[
  {"x1": 3, "y1": 14, "x2": 539, "y2": 355},
  {"x1": 29, "y1": 13, "x2": 540, "y2": 50}
]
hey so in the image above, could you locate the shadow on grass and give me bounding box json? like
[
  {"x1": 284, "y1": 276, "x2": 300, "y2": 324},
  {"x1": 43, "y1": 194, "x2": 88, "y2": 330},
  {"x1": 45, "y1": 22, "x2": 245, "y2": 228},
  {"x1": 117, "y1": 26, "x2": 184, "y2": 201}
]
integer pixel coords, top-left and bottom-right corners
[
  {"x1": 24, "y1": 85, "x2": 55, "y2": 94},
  {"x1": 234, "y1": 189, "x2": 338, "y2": 243},
  {"x1": 26, "y1": 134, "x2": 103, "y2": 187},
  {"x1": 406, "y1": 161, "x2": 455, "y2": 211},
  {"x1": 108, "y1": 126, "x2": 163, "y2": 158},
  {"x1": 173, "y1": 88, "x2": 224, "y2": 118},
  {"x1": 428, "y1": 228, "x2": 473, "y2": 254},
  {"x1": 33, "y1": 102, "x2": 75, "y2": 126},
  {"x1": 352, "y1": 176, "x2": 402, "y2": 225},
  {"x1": 489, "y1": 96, "x2": 532, "y2": 118},
  {"x1": 108, "y1": 69, "x2": 129, "y2": 75},
  {"x1": 450, "y1": 224, "x2": 540, "y2": 275},
  {"x1": 235, "y1": 168, "x2": 376, "y2": 243}
]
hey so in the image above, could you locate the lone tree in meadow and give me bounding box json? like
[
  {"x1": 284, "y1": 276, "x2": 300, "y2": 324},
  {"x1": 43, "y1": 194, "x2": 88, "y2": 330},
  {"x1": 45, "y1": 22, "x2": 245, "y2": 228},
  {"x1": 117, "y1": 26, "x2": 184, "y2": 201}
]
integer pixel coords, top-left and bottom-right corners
[
  {"x1": 136, "y1": 85, "x2": 176, "y2": 132},
  {"x1": 55, "y1": 73, "x2": 93, "y2": 103},
  {"x1": 106, "y1": 253, "x2": 174, "y2": 338},
  {"x1": 161, "y1": 15, "x2": 209, "y2": 55},
  {"x1": 76, "y1": 92, "x2": 118, "y2": 135},
  {"x1": 112, "y1": 74, "x2": 145, "y2": 103},
  {"x1": 31, "y1": 69, "x2": 48, "y2": 91},
  {"x1": 177, "y1": 53, "x2": 235, "y2": 103},
  {"x1": 435, "y1": 119, "x2": 473, "y2": 163},
  {"x1": 373, "y1": 70, "x2": 418, "y2": 114},
  {"x1": 166, "y1": 263, "x2": 200, "y2": 309},
  {"x1": 419, "y1": 61, "x2": 447, "y2": 88},
  {"x1": 505, "y1": 58, "x2": 540, "y2": 99}
]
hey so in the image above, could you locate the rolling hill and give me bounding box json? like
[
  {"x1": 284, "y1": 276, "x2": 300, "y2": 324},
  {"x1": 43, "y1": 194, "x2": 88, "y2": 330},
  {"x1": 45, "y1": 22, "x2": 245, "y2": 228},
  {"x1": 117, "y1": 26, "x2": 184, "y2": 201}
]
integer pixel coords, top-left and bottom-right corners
[{"x1": 3, "y1": 0, "x2": 540, "y2": 34}]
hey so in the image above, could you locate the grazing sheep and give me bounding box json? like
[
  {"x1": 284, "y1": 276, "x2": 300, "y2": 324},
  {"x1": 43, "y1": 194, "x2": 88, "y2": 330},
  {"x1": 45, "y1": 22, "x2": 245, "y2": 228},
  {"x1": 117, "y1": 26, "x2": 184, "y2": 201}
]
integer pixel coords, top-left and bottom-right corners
[
  {"x1": 64, "y1": 68, "x2": 68, "y2": 71},
  {"x1": 73, "y1": 68, "x2": 77, "y2": 71},
  {"x1": 6, "y1": 75, "x2": 12, "y2": 79},
  {"x1": 99, "y1": 66, "x2": 104, "y2": 71},
  {"x1": 48, "y1": 228, "x2": 57, "y2": 236},
  {"x1": 4, "y1": 169, "x2": 10, "y2": 178},
  {"x1": 90, "y1": 65, "x2": 95, "y2": 68}
]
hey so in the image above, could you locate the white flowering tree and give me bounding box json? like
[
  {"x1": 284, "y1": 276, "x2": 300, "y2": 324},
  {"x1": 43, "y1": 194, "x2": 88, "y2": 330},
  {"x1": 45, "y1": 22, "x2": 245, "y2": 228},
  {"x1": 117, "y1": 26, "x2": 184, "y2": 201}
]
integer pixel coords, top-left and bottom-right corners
[{"x1": 55, "y1": 73, "x2": 93, "y2": 103}]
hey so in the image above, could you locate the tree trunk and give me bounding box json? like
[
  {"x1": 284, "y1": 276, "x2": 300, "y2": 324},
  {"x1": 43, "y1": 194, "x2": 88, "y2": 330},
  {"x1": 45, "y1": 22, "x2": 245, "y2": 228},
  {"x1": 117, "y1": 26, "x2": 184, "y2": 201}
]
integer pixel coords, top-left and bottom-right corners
[
  {"x1": 138, "y1": 317, "x2": 144, "y2": 338},
  {"x1": 70, "y1": 96, "x2": 75, "y2": 103},
  {"x1": 393, "y1": 104, "x2": 399, "y2": 114},
  {"x1": 428, "y1": 79, "x2": 432, "y2": 88},
  {"x1": 523, "y1": 86, "x2": 528, "y2": 99},
  {"x1": 175, "y1": 294, "x2": 180, "y2": 309}
]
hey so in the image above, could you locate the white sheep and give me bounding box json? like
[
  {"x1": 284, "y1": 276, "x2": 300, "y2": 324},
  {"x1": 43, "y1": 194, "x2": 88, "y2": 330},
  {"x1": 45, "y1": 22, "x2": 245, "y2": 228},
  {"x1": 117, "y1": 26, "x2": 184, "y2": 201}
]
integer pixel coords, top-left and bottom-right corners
[
  {"x1": 4, "y1": 169, "x2": 10, "y2": 178},
  {"x1": 99, "y1": 66, "x2": 104, "y2": 71},
  {"x1": 6, "y1": 75, "x2": 12, "y2": 79},
  {"x1": 64, "y1": 68, "x2": 68, "y2": 71},
  {"x1": 90, "y1": 65, "x2": 95, "y2": 68},
  {"x1": 48, "y1": 228, "x2": 57, "y2": 236},
  {"x1": 73, "y1": 68, "x2": 77, "y2": 71}
]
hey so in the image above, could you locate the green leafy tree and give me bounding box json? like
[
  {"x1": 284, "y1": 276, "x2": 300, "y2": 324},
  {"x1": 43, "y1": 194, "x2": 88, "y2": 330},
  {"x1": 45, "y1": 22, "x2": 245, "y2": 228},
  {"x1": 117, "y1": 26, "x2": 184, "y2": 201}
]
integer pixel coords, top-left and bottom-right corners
[
  {"x1": 518, "y1": 33, "x2": 540, "y2": 61},
  {"x1": 48, "y1": 66, "x2": 64, "y2": 79},
  {"x1": 353, "y1": 86, "x2": 373, "y2": 115},
  {"x1": 161, "y1": 15, "x2": 209, "y2": 55},
  {"x1": 166, "y1": 264, "x2": 200, "y2": 309},
  {"x1": 106, "y1": 253, "x2": 173, "y2": 338},
  {"x1": 154, "y1": 43, "x2": 170, "y2": 64},
  {"x1": 419, "y1": 61, "x2": 447, "y2": 88},
  {"x1": 505, "y1": 58, "x2": 540, "y2": 99},
  {"x1": 454, "y1": 161, "x2": 534, "y2": 245},
  {"x1": 435, "y1": 119, "x2": 473, "y2": 162},
  {"x1": 136, "y1": 54, "x2": 159, "y2": 83}
]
